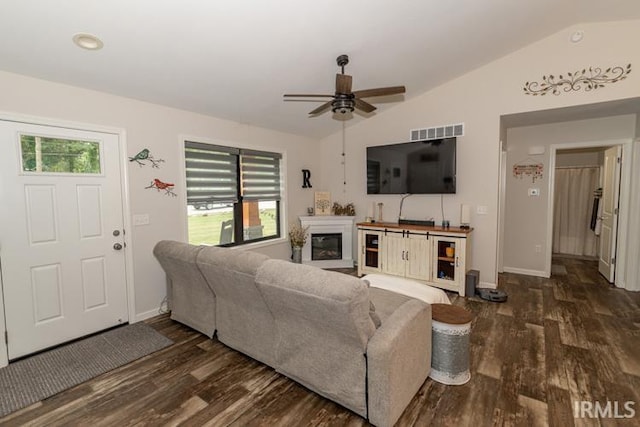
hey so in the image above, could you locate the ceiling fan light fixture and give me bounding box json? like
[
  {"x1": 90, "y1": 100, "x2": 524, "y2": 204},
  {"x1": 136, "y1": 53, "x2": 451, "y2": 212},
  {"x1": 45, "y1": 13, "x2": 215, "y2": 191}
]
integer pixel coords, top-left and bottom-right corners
[
  {"x1": 331, "y1": 98, "x2": 354, "y2": 114},
  {"x1": 284, "y1": 53, "x2": 405, "y2": 117}
]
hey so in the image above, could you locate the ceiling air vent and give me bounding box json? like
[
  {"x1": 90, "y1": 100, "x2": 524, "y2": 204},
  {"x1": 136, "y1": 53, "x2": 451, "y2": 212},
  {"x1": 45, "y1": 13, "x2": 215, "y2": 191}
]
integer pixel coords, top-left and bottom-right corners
[{"x1": 409, "y1": 123, "x2": 464, "y2": 142}]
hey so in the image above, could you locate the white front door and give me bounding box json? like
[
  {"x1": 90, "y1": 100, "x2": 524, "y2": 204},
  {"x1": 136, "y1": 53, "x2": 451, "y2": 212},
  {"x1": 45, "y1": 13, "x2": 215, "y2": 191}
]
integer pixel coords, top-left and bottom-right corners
[
  {"x1": 598, "y1": 146, "x2": 622, "y2": 283},
  {"x1": 0, "y1": 121, "x2": 129, "y2": 360}
]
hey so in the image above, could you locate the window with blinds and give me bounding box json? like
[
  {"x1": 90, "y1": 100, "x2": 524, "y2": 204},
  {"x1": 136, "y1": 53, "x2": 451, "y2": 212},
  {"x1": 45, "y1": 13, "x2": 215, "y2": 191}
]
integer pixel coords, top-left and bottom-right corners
[
  {"x1": 240, "y1": 149, "x2": 282, "y2": 201},
  {"x1": 185, "y1": 141, "x2": 282, "y2": 246},
  {"x1": 185, "y1": 142, "x2": 239, "y2": 205}
]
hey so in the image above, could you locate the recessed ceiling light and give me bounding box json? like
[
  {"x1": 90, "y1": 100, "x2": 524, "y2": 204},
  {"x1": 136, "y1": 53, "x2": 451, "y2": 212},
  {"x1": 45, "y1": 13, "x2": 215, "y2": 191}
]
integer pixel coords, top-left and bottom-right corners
[
  {"x1": 72, "y1": 33, "x2": 104, "y2": 50},
  {"x1": 570, "y1": 30, "x2": 584, "y2": 43}
]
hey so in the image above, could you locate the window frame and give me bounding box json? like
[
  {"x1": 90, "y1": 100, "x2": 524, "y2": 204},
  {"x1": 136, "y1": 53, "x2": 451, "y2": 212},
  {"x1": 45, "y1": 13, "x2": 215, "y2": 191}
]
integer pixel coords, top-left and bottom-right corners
[
  {"x1": 17, "y1": 132, "x2": 105, "y2": 177},
  {"x1": 183, "y1": 138, "x2": 285, "y2": 248}
]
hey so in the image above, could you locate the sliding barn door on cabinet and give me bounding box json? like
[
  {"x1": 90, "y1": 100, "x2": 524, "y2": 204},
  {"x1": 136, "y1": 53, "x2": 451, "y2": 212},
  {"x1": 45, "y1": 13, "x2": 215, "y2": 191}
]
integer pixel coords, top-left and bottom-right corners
[{"x1": 405, "y1": 233, "x2": 431, "y2": 281}]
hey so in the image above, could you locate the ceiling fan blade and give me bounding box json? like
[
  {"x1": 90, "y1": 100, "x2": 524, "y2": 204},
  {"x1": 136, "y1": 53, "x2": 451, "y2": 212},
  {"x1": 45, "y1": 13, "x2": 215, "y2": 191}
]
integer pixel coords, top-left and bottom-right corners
[
  {"x1": 354, "y1": 98, "x2": 377, "y2": 113},
  {"x1": 309, "y1": 101, "x2": 333, "y2": 115},
  {"x1": 284, "y1": 94, "x2": 334, "y2": 98},
  {"x1": 336, "y1": 74, "x2": 353, "y2": 93},
  {"x1": 352, "y1": 85, "x2": 406, "y2": 98}
]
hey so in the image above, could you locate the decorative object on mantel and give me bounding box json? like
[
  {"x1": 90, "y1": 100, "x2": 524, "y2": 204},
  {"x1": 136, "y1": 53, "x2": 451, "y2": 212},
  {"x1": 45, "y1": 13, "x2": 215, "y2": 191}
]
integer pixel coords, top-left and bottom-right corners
[
  {"x1": 513, "y1": 159, "x2": 543, "y2": 183},
  {"x1": 288, "y1": 223, "x2": 309, "y2": 264},
  {"x1": 145, "y1": 178, "x2": 177, "y2": 196},
  {"x1": 129, "y1": 148, "x2": 165, "y2": 168},
  {"x1": 332, "y1": 202, "x2": 356, "y2": 216},
  {"x1": 302, "y1": 169, "x2": 312, "y2": 188},
  {"x1": 314, "y1": 191, "x2": 332, "y2": 215},
  {"x1": 523, "y1": 63, "x2": 631, "y2": 96}
]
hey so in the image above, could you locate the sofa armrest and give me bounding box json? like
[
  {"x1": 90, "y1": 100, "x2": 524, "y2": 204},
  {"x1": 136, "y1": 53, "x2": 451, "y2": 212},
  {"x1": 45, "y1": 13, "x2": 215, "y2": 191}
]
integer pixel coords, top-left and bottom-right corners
[
  {"x1": 366, "y1": 300, "x2": 431, "y2": 427},
  {"x1": 153, "y1": 240, "x2": 216, "y2": 338}
]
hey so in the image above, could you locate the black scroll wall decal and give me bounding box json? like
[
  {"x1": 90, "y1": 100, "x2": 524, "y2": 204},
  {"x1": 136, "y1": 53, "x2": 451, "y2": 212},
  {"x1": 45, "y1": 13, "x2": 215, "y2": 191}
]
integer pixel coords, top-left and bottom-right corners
[{"x1": 523, "y1": 64, "x2": 631, "y2": 96}]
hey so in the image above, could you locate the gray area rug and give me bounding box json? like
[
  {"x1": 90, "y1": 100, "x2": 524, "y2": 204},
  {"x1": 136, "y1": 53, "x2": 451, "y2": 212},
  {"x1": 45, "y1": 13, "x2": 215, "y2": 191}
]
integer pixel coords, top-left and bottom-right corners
[{"x1": 0, "y1": 322, "x2": 173, "y2": 417}]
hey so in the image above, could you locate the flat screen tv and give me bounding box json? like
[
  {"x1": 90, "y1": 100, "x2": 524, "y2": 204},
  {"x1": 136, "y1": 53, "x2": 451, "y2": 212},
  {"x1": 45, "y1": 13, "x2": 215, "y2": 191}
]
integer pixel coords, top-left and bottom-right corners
[{"x1": 366, "y1": 138, "x2": 456, "y2": 194}]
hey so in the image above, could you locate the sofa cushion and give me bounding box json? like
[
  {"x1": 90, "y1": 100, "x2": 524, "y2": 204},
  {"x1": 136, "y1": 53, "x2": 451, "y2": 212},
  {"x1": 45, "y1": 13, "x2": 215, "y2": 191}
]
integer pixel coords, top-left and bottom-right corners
[
  {"x1": 363, "y1": 279, "x2": 382, "y2": 328},
  {"x1": 369, "y1": 287, "x2": 413, "y2": 323},
  {"x1": 256, "y1": 259, "x2": 375, "y2": 417},
  {"x1": 196, "y1": 246, "x2": 274, "y2": 365},
  {"x1": 370, "y1": 301, "x2": 382, "y2": 328}
]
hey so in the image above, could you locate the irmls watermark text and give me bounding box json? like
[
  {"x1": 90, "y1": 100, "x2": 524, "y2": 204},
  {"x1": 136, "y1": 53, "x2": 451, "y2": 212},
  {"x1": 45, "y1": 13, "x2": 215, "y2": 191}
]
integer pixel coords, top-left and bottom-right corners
[{"x1": 574, "y1": 401, "x2": 636, "y2": 419}]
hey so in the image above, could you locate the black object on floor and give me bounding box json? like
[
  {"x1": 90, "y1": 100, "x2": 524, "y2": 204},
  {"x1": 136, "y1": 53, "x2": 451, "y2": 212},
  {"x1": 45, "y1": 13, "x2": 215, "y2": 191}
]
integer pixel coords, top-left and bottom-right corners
[{"x1": 476, "y1": 288, "x2": 508, "y2": 302}]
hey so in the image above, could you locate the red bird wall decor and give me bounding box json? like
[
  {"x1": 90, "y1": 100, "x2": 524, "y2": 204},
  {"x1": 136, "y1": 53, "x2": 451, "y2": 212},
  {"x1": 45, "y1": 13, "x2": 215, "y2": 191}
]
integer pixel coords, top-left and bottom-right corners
[{"x1": 145, "y1": 178, "x2": 177, "y2": 197}]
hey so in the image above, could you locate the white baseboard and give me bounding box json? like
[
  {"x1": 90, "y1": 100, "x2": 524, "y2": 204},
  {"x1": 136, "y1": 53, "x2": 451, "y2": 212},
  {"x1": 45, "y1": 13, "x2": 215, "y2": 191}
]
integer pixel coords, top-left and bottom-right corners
[
  {"x1": 478, "y1": 281, "x2": 497, "y2": 289},
  {"x1": 134, "y1": 307, "x2": 162, "y2": 323},
  {"x1": 502, "y1": 267, "x2": 549, "y2": 278}
]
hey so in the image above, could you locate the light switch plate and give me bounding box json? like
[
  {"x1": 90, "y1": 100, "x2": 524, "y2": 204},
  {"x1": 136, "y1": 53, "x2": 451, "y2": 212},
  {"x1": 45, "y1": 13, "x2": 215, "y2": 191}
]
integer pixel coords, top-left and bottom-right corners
[
  {"x1": 133, "y1": 214, "x2": 150, "y2": 226},
  {"x1": 476, "y1": 205, "x2": 488, "y2": 215},
  {"x1": 528, "y1": 188, "x2": 540, "y2": 197}
]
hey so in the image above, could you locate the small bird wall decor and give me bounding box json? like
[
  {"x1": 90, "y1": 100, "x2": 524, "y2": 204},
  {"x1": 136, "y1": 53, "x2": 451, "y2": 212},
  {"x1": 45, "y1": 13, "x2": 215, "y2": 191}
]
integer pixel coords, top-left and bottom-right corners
[
  {"x1": 129, "y1": 148, "x2": 165, "y2": 168},
  {"x1": 145, "y1": 178, "x2": 177, "y2": 197}
]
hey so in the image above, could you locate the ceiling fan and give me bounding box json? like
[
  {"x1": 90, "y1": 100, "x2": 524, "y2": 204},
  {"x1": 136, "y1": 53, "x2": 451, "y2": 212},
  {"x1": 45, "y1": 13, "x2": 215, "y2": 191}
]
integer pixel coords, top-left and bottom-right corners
[{"x1": 284, "y1": 54, "x2": 406, "y2": 116}]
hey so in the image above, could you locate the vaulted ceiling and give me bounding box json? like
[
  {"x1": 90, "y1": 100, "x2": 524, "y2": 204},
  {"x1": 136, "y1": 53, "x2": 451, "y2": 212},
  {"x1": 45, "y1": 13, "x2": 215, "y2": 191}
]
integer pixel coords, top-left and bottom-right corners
[{"x1": 1, "y1": 0, "x2": 639, "y2": 138}]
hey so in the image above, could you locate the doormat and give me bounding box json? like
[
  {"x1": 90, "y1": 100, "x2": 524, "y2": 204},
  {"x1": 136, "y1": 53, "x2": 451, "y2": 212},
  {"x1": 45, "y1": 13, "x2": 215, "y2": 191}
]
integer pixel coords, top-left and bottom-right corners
[{"x1": 0, "y1": 322, "x2": 173, "y2": 418}]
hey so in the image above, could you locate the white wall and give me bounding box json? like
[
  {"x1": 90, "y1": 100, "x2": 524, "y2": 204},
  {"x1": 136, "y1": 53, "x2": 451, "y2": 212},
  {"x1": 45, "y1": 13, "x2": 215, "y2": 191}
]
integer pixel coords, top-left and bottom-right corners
[
  {"x1": 503, "y1": 115, "x2": 636, "y2": 274},
  {"x1": 319, "y1": 20, "x2": 640, "y2": 286},
  {"x1": 0, "y1": 70, "x2": 322, "y2": 322}
]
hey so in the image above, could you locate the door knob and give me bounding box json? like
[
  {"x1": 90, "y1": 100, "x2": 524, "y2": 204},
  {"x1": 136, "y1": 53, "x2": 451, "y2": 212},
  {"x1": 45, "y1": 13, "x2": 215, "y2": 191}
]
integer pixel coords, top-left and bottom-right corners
[{"x1": 113, "y1": 243, "x2": 123, "y2": 250}]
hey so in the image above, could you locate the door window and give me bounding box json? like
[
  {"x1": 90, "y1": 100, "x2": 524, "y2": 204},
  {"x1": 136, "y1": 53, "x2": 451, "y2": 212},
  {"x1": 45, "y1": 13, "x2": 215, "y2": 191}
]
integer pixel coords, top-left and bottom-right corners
[{"x1": 20, "y1": 134, "x2": 102, "y2": 174}]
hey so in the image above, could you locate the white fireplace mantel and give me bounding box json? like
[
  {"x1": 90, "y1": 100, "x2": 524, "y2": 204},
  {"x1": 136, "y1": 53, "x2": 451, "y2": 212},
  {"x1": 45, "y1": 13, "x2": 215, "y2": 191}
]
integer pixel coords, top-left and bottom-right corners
[{"x1": 299, "y1": 215, "x2": 356, "y2": 268}]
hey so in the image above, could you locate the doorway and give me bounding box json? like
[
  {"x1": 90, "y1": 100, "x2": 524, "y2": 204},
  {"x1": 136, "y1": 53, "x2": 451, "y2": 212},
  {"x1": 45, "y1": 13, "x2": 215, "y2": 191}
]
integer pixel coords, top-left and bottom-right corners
[
  {"x1": 547, "y1": 141, "x2": 630, "y2": 285},
  {"x1": 551, "y1": 146, "x2": 624, "y2": 283},
  {"x1": 552, "y1": 148, "x2": 603, "y2": 259},
  {"x1": 0, "y1": 120, "x2": 130, "y2": 361}
]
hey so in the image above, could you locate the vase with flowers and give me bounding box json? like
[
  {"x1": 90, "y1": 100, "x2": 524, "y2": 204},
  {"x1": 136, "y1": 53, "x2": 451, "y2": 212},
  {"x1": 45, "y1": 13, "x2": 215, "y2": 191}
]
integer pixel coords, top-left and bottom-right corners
[{"x1": 288, "y1": 223, "x2": 309, "y2": 263}]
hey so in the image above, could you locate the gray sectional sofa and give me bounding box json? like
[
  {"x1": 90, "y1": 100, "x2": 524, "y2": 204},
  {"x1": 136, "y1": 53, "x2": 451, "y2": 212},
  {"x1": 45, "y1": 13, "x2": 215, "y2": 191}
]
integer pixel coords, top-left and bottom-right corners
[{"x1": 153, "y1": 240, "x2": 432, "y2": 427}]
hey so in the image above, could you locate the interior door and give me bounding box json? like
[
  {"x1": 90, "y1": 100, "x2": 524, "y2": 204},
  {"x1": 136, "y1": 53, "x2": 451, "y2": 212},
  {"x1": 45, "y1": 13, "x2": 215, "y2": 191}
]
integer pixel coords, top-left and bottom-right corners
[
  {"x1": 0, "y1": 121, "x2": 129, "y2": 359},
  {"x1": 598, "y1": 145, "x2": 621, "y2": 282}
]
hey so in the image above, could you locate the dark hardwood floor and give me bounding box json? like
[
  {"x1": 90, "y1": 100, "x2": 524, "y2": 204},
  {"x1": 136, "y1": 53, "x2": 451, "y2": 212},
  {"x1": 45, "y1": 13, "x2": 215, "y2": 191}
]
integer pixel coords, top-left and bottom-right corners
[{"x1": 2, "y1": 258, "x2": 639, "y2": 426}]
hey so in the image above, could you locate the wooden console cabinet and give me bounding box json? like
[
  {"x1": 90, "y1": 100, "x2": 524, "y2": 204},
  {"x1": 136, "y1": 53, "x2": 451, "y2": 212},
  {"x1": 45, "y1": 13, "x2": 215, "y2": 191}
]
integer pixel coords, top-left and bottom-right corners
[{"x1": 357, "y1": 222, "x2": 473, "y2": 296}]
